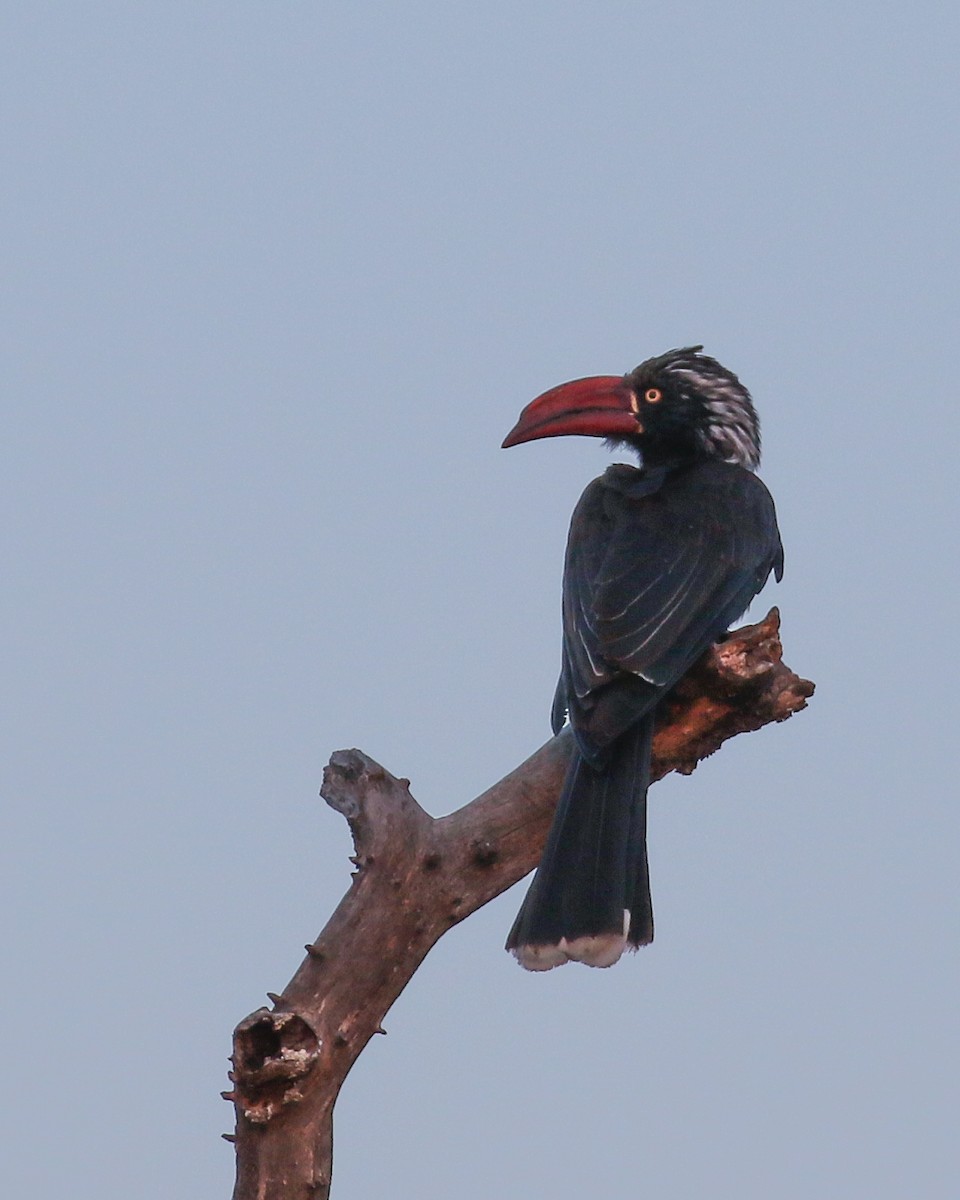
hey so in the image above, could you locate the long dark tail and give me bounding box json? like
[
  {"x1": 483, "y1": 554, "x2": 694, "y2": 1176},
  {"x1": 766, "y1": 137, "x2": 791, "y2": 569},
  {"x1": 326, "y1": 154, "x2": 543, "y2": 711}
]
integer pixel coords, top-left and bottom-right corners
[{"x1": 506, "y1": 716, "x2": 654, "y2": 971}]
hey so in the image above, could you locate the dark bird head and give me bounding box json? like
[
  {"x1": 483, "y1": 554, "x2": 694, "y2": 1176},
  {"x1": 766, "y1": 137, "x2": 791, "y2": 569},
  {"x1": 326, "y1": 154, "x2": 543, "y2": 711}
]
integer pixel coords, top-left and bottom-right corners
[{"x1": 502, "y1": 346, "x2": 762, "y2": 470}]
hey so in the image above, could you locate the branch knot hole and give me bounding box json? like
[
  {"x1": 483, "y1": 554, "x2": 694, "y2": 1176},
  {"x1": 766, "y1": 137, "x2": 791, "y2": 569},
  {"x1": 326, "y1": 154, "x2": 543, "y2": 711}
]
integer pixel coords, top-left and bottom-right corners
[{"x1": 231, "y1": 1008, "x2": 320, "y2": 1123}]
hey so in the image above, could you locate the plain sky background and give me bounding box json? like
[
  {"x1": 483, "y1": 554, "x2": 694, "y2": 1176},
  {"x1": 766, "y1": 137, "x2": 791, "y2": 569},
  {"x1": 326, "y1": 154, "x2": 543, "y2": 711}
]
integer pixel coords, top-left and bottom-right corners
[{"x1": 3, "y1": 5, "x2": 958, "y2": 1198}]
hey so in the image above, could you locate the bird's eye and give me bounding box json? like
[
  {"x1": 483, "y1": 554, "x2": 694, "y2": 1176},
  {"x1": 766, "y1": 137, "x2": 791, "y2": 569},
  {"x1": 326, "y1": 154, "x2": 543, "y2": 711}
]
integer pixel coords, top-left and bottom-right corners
[{"x1": 644, "y1": 388, "x2": 662, "y2": 404}]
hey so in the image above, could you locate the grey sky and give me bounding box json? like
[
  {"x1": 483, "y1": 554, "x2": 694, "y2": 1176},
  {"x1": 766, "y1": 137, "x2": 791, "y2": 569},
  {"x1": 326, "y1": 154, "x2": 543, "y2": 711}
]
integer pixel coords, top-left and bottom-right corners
[{"x1": 3, "y1": 5, "x2": 958, "y2": 1197}]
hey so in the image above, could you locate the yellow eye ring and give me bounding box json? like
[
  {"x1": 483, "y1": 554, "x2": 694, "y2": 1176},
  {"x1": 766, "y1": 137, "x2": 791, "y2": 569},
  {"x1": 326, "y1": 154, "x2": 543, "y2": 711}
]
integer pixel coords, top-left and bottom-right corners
[{"x1": 644, "y1": 387, "x2": 662, "y2": 403}]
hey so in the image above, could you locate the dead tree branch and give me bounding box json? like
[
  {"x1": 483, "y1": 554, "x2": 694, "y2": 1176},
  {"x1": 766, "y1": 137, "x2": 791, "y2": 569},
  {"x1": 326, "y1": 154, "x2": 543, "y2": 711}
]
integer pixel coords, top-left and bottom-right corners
[{"x1": 226, "y1": 608, "x2": 813, "y2": 1200}]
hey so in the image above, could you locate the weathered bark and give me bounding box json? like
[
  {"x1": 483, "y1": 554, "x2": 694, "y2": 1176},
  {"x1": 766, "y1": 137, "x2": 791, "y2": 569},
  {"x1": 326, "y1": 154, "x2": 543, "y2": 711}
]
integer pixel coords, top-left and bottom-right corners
[{"x1": 226, "y1": 608, "x2": 813, "y2": 1199}]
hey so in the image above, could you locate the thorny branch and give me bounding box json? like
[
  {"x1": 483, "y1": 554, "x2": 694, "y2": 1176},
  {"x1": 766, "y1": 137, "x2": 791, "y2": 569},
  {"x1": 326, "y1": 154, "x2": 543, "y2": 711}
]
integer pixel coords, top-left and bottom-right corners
[{"x1": 225, "y1": 608, "x2": 813, "y2": 1200}]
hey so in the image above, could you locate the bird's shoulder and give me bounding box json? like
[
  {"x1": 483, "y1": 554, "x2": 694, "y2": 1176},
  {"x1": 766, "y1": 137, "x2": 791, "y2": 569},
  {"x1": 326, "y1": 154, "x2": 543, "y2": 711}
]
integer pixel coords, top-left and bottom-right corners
[
  {"x1": 602, "y1": 456, "x2": 769, "y2": 500},
  {"x1": 571, "y1": 462, "x2": 667, "y2": 526},
  {"x1": 575, "y1": 458, "x2": 768, "y2": 525}
]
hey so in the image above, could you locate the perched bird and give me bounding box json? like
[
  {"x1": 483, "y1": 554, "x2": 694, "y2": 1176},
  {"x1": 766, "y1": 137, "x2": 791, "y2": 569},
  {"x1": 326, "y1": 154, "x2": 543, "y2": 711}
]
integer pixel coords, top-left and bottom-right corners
[{"x1": 502, "y1": 346, "x2": 783, "y2": 971}]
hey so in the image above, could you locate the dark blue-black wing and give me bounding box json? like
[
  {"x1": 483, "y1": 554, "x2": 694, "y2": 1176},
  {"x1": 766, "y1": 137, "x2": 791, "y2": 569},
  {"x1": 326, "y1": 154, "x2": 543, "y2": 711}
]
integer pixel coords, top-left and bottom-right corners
[{"x1": 557, "y1": 460, "x2": 782, "y2": 760}]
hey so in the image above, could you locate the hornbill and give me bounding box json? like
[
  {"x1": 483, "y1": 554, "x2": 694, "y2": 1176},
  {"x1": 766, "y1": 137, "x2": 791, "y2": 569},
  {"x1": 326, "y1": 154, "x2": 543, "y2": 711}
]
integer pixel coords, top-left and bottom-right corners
[{"x1": 502, "y1": 346, "x2": 783, "y2": 971}]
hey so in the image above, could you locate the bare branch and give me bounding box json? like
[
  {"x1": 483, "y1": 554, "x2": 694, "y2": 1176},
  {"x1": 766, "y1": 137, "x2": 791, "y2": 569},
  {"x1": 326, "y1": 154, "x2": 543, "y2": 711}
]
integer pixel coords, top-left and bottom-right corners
[{"x1": 227, "y1": 608, "x2": 813, "y2": 1200}]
